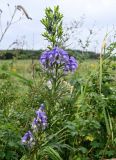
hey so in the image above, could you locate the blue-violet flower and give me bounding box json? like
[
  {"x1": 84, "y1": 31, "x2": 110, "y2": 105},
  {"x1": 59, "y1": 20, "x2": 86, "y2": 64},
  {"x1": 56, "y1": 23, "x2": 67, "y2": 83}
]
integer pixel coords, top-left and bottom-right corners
[
  {"x1": 40, "y1": 47, "x2": 78, "y2": 72},
  {"x1": 22, "y1": 131, "x2": 33, "y2": 144}
]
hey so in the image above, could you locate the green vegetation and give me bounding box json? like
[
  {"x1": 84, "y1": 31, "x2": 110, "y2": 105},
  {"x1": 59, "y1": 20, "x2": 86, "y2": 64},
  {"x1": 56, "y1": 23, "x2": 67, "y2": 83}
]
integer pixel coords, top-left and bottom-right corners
[
  {"x1": 0, "y1": 5, "x2": 116, "y2": 160},
  {"x1": 0, "y1": 55, "x2": 115, "y2": 160}
]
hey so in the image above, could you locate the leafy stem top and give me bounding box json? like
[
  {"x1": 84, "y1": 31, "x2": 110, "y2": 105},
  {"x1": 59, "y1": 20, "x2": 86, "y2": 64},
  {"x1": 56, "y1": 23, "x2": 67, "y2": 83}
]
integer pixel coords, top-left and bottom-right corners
[{"x1": 41, "y1": 6, "x2": 63, "y2": 48}]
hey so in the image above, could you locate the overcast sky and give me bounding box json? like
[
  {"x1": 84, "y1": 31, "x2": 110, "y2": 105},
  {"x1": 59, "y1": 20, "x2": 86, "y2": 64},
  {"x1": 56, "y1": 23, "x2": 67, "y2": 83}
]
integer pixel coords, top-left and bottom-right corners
[{"x1": 0, "y1": 0, "x2": 116, "y2": 51}]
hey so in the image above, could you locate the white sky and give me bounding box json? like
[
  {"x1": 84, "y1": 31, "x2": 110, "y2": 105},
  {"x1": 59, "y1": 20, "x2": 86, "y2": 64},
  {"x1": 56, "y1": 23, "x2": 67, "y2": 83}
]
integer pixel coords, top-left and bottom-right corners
[{"x1": 0, "y1": 0, "x2": 116, "y2": 51}]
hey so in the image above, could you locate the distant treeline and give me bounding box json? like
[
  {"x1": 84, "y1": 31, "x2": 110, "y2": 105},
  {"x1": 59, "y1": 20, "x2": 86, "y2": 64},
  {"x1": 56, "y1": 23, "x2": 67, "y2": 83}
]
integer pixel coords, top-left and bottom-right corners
[{"x1": 0, "y1": 49, "x2": 100, "y2": 60}]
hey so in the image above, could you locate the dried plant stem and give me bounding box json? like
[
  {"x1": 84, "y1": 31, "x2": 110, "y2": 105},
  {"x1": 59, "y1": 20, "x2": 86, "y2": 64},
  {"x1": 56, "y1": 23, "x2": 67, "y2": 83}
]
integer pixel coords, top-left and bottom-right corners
[
  {"x1": 0, "y1": 7, "x2": 17, "y2": 43},
  {"x1": 0, "y1": 13, "x2": 3, "y2": 34},
  {"x1": 0, "y1": 5, "x2": 32, "y2": 45},
  {"x1": 99, "y1": 34, "x2": 108, "y2": 94}
]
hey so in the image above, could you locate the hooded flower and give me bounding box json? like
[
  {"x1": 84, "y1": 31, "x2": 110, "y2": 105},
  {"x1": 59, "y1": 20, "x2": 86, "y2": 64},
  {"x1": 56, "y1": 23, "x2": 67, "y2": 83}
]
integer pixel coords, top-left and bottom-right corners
[
  {"x1": 40, "y1": 47, "x2": 78, "y2": 72},
  {"x1": 35, "y1": 104, "x2": 47, "y2": 130},
  {"x1": 21, "y1": 104, "x2": 48, "y2": 147},
  {"x1": 21, "y1": 131, "x2": 33, "y2": 145},
  {"x1": 31, "y1": 118, "x2": 40, "y2": 132},
  {"x1": 65, "y1": 56, "x2": 78, "y2": 72}
]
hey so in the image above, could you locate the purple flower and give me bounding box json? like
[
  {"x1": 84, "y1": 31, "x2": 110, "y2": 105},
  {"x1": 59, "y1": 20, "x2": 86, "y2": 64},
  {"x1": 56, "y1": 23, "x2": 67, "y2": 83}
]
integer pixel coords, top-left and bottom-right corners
[
  {"x1": 36, "y1": 109, "x2": 47, "y2": 124},
  {"x1": 22, "y1": 131, "x2": 33, "y2": 144},
  {"x1": 52, "y1": 47, "x2": 69, "y2": 64},
  {"x1": 31, "y1": 118, "x2": 39, "y2": 132},
  {"x1": 40, "y1": 47, "x2": 78, "y2": 73},
  {"x1": 64, "y1": 56, "x2": 78, "y2": 72},
  {"x1": 36, "y1": 104, "x2": 47, "y2": 130}
]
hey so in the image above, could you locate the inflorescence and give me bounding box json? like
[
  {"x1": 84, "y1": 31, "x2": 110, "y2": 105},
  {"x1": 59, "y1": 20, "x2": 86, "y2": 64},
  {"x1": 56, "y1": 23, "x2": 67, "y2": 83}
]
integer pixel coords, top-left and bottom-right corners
[
  {"x1": 21, "y1": 47, "x2": 78, "y2": 147},
  {"x1": 21, "y1": 104, "x2": 47, "y2": 147},
  {"x1": 40, "y1": 47, "x2": 78, "y2": 72}
]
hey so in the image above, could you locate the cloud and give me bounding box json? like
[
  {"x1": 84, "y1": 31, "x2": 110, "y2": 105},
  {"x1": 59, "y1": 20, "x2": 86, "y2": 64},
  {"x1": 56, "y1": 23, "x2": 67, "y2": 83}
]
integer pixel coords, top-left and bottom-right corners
[{"x1": 0, "y1": 0, "x2": 116, "y2": 50}]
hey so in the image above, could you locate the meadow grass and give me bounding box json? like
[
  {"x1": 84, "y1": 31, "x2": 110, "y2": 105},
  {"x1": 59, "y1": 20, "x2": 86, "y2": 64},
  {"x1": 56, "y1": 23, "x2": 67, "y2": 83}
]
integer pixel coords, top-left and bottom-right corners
[
  {"x1": 0, "y1": 59, "x2": 98, "y2": 77},
  {"x1": 0, "y1": 58, "x2": 116, "y2": 159}
]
